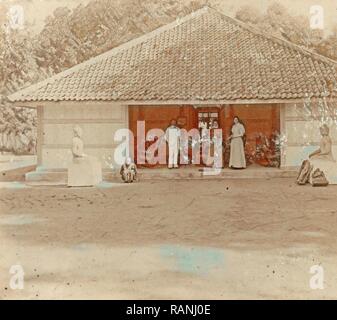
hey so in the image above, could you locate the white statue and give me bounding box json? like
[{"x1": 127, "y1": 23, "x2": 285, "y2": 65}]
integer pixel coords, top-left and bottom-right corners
[
  {"x1": 72, "y1": 125, "x2": 86, "y2": 158},
  {"x1": 308, "y1": 124, "x2": 337, "y2": 185},
  {"x1": 67, "y1": 125, "x2": 102, "y2": 187},
  {"x1": 309, "y1": 124, "x2": 335, "y2": 162},
  {"x1": 297, "y1": 124, "x2": 337, "y2": 185}
]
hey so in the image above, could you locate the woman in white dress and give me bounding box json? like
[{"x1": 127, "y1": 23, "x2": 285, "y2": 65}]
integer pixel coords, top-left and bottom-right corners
[{"x1": 228, "y1": 116, "x2": 246, "y2": 169}]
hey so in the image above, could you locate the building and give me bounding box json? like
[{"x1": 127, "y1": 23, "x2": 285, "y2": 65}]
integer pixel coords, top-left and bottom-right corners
[{"x1": 8, "y1": 6, "x2": 337, "y2": 180}]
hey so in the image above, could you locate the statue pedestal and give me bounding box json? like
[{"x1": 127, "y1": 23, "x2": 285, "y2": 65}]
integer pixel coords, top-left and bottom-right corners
[
  {"x1": 309, "y1": 158, "x2": 337, "y2": 185},
  {"x1": 67, "y1": 156, "x2": 102, "y2": 187}
]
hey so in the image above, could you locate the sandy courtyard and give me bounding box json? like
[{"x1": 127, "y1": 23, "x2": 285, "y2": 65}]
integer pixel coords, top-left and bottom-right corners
[{"x1": 1, "y1": 178, "x2": 337, "y2": 299}]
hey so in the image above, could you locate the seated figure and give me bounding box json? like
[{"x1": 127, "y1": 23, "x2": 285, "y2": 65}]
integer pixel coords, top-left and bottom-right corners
[
  {"x1": 120, "y1": 157, "x2": 137, "y2": 183},
  {"x1": 309, "y1": 124, "x2": 335, "y2": 161},
  {"x1": 308, "y1": 124, "x2": 337, "y2": 185},
  {"x1": 67, "y1": 125, "x2": 102, "y2": 187}
]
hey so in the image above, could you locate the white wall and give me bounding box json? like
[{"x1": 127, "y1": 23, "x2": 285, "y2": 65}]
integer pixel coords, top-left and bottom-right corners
[
  {"x1": 281, "y1": 102, "x2": 337, "y2": 168},
  {"x1": 38, "y1": 102, "x2": 128, "y2": 169}
]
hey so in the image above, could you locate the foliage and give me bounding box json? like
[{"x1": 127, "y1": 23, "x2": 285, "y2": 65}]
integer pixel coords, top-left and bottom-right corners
[
  {"x1": 0, "y1": 0, "x2": 204, "y2": 95},
  {"x1": 235, "y1": 2, "x2": 337, "y2": 61},
  {"x1": 0, "y1": 95, "x2": 37, "y2": 155}
]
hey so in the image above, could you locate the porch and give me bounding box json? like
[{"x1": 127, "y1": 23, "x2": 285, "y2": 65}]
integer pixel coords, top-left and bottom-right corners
[
  {"x1": 137, "y1": 165, "x2": 296, "y2": 180},
  {"x1": 129, "y1": 103, "x2": 281, "y2": 168},
  {"x1": 23, "y1": 164, "x2": 297, "y2": 186}
]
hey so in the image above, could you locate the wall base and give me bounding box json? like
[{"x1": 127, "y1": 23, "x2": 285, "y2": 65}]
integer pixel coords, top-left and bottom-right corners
[{"x1": 25, "y1": 166, "x2": 298, "y2": 185}]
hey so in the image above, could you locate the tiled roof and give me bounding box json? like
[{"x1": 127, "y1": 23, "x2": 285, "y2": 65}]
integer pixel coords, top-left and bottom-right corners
[{"x1": 9, "y1": 6, "x2": 337, "y2": 103}]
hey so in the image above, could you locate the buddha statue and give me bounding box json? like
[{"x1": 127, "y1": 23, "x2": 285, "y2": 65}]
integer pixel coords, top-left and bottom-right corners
[
  {"x1": 309, "y1": 124, "x2": 335, "y2": 162},
  {"x1": 308, "y1": 124, "x2": 337, "y2": 185},
  {"x1": 72, "y1": 125, "x2": 86, "y2": 159},
  {"x1": 68, "y1": 125, "x2": 102, "y2": 187}
]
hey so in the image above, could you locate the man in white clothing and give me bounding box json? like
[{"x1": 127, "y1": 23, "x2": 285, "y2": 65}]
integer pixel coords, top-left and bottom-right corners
[{"x1": 165, "y1": 119, "x2": 181, "y2": 169}]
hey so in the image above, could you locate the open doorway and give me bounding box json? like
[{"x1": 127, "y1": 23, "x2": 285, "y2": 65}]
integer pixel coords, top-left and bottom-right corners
[
  {"x1": 224, "y1": 104, "x2": 281, "y2": 167},
  {"x1": 128, "y1": 104, "x2": 281, "y2": 168}
]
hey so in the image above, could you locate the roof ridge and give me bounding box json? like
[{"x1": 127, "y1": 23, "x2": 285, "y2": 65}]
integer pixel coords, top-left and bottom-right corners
[
  {"x1": 208, "y1": 5, "x2": 337, "y2": 68},
  {"x1": 9, "y1": 6, "x2": 210, "y2": 101}
]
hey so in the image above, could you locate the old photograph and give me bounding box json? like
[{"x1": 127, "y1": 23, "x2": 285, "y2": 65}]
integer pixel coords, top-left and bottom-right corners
[{"x1": 1, "y1": 0, "x2": 337, "y2": 303}]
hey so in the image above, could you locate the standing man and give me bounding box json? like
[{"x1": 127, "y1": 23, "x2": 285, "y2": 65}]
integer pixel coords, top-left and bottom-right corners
[{"x1": 165, "y1": 119, "x2": 181, "y2": 169}]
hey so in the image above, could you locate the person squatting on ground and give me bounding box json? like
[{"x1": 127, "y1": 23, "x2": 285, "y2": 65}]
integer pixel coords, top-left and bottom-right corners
[{"x1": 120, "y1": 157, "x2": 138, "y2": 183}]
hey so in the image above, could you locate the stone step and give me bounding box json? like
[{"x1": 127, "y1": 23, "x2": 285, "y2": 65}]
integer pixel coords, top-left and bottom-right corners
[
  {"x1": 1, "y1": 165, "x2": 37, "y2": 182},
  {"x1": 26, "y1": 170, "x2": 115, "y2": 186},
  {"x1": 139, "y1": 169, "x2": 297, "y2": 180},
  {"x1": 0, "y1": 155, "x2": 37, "y2": 182},
  {"x1": 25, "y1": 167, "x2": 298, "y2": 185}
]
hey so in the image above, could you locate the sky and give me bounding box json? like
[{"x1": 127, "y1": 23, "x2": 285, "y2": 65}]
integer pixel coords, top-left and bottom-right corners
[{"x1": 0, "y1": 0, "x2": 336, "y2": 34}]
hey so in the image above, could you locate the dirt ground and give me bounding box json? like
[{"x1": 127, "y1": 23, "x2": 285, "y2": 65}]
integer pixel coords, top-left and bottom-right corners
[{"x1": 1, "y1": 178, "x2": 337, "y2": 299}]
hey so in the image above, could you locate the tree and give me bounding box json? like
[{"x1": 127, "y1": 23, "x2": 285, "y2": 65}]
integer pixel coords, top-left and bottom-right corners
[
  {"x1": 0, "y1": 95, "x2": 37, "y2": 155},
  {"x1": 235, "y1": 2, "x2": 337, "y2": 62}
]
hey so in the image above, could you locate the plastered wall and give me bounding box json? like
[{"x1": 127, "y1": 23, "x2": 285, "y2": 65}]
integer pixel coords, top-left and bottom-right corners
[{"x1": 37, "y1": 102, "x2": 128, "y2": 169}]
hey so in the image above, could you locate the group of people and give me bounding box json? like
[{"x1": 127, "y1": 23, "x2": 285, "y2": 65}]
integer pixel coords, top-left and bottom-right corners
[
  {"x1": 71, "y1": 118, "x2": 335, "y2": 186},
  {"x1": 165, "y1": 117, "x2": 247, "y2": 170},
  {"x1": 119, "y1": 116, "x2": 247, "y2": 183}
]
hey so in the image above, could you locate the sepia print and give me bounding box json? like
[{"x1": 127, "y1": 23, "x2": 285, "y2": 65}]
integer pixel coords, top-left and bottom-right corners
[{"x1": 1, "y1": 0, "x2": 337, "y2": 303}]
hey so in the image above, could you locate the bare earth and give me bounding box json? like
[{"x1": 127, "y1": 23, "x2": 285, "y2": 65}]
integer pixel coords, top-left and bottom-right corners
[{"x1": 1, "y1": 178, "x2": 337, "y2": 299}]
